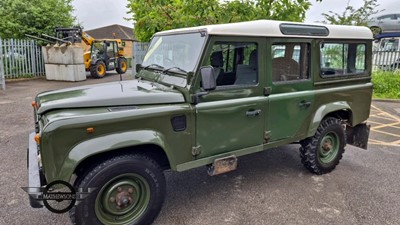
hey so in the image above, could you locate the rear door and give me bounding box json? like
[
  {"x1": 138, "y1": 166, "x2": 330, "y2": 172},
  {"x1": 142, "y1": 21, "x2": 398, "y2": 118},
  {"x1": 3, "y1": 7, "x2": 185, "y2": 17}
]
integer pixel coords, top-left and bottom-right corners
[{"x1": 267, "y1": 39, "x2": 314, "y2": 142}]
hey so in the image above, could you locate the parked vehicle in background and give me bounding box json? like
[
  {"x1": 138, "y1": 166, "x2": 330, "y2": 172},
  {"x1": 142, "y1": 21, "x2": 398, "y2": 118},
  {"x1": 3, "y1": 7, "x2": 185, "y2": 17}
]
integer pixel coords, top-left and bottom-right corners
[
  {"x1": 368, "y1": 13, "x2": 400, "y2": 36},
  {"x1": 372, "y1": 33, "x2": 400, "y2": 70},
  {"x1": 26, "y1": 20, "x2": 373, "y2": 225}
]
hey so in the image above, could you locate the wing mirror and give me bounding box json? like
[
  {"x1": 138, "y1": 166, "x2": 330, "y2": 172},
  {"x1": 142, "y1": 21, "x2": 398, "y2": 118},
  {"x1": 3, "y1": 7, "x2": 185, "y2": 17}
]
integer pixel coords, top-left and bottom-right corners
[
  {"x1": 193, "y1": 66, "x2": 216, "y2": 104},
  {"x1": 200, "y1": 66, "x2": 216, "y2": 91}
]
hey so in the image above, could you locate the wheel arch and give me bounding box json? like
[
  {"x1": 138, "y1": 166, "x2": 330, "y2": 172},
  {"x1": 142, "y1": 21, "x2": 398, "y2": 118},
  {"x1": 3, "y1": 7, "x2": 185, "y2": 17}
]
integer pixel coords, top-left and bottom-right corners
[
  {"x1": 307, "y1": 101, "x2": 353, "y2": 137},
  {"x1": 73, "y1": 144, "x2": 171, "y2": 181},
  {"x1": 54, "y1": 131, "x2": 174, "y2": 184},
  {"x1": 90, "y1": 58, "x2": 105, "y2": 66}
]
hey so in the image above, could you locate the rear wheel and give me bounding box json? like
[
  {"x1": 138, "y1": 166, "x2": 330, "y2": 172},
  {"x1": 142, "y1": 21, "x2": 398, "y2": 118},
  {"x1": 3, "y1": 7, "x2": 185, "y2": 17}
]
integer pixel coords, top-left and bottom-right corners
[
  {"x1": 90, "y1": 61, "x2": 107, "y2": 78},
  {"x1": 300, "y1": 117, "x2": 346, "y2": 175},
  {"x1": 116, "y1": 58, "x2": 128, "y2": 74},
  {"x1": 70, "y1": 154, "x2": 166, "y2": 225}
]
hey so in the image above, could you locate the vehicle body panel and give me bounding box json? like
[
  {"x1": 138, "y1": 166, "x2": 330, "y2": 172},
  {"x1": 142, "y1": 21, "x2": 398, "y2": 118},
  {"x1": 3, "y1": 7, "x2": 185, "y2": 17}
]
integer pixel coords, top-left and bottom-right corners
[
  {"x1": 27, "y1": 20, "x2": 373, "y2": 196},
  {"x1": 36, "y1": 80, "x2": 185, "y2": 114}
]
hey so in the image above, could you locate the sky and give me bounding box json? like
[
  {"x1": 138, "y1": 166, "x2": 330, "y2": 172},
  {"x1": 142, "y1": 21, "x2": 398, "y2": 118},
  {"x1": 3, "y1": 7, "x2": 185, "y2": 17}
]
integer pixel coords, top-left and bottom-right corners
[{"x1": 72, "y1": 0, "x2": 398, "y2": 30}]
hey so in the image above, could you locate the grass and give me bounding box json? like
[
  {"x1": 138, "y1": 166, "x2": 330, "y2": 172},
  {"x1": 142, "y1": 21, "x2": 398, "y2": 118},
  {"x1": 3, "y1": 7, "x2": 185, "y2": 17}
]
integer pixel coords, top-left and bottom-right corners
[{"x1": 372, "y1": 70, "x2": 400, "y2": 99}]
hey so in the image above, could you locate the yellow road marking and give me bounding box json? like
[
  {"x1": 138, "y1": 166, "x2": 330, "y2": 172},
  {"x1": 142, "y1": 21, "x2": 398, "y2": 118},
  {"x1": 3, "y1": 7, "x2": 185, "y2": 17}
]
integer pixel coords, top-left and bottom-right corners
[
  {"x1": 367, "y1": 120, "x2": 386, "y2": 125},
  {"x1": 371, "y1": 122, "x2": 400, "y2": 129},
  {"x1": 369, "y1": 114, "x2": 398, "y2": 121},
  {"x1": 371, "y1": 105, "x2": 400, "y2": 122},
  {"x1": 368, "y1": 104, "x2": 400, "y2": 148},
  {"x1": 368, "y1": 139, "x2": 400, "y2": 147},
  {"x1": 370, "y1": 129, "x2": 400, "y2": 138}
]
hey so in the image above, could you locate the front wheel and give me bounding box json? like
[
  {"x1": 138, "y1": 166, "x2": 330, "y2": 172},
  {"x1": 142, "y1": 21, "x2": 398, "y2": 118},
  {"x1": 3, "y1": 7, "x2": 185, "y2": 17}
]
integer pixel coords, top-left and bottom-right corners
[
  {"x1": 70, "y1": 154, "x2": 166, "y2": 225},
  {"x1": 300, "y1": 117, "x2": 346, "y2": 175},
  {"x1": 90, "y1": 61, "x2": 107, "y2": 79}
]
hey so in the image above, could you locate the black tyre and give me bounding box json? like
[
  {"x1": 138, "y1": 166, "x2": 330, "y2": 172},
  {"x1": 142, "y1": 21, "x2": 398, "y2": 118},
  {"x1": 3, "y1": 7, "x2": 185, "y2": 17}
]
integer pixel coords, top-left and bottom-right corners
[
  {"x1": 70, "y1": 154, "x2": 166, "y2": 225},
  {"x1": 116, "y1": 58, "x2": 128, "y2": 74},
  {"x1": 300, "y1": 117, "x2": 346, "y2": 175},
  {"x1": 90, "y1": 61, "x2": 107, "y2": 78}
]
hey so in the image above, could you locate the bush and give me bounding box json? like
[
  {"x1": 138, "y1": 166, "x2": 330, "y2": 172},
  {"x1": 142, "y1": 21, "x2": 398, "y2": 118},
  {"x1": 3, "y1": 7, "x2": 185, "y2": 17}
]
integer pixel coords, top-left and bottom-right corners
[{"x1": 372, "y1": 70, "x2": 400, "y2": 99}]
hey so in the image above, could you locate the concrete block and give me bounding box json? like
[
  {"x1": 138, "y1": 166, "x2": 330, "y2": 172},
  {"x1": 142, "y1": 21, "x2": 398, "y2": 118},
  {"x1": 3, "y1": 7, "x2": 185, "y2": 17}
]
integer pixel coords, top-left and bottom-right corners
[
  {"x1": 45, "y1": 64, "x2": 86, "y2": 81},
  {"x1": 42, "y1": 45, "x2": 84, "y2": 65}
]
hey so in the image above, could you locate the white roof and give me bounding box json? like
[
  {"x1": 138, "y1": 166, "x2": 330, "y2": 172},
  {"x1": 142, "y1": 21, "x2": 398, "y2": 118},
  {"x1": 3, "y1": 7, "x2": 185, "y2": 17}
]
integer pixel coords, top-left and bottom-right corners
[{"x1": 156, "y1": 20, "x2": 373, "y2": 40}]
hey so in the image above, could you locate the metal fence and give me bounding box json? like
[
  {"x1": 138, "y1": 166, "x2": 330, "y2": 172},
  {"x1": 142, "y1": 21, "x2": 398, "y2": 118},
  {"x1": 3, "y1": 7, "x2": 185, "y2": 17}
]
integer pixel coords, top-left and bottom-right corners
[
  {"x1": 132, "y1": 42, "x2": 149, "y2": 76},
  {"x1": 0, "y1": 39, "x2": 45, "y2": 87},
  {"x1": 0, "y1": 43, "x2": 4, "y2": 90},
  {"x1": 372, "y1": 50, "x2": 400, "y2": 71}
]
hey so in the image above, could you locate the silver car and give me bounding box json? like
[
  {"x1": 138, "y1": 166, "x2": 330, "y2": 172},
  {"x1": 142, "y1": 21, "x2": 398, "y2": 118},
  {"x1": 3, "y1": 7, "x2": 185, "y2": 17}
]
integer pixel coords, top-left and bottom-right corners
[{"x1": 368, "y1": 13, "x2": 400, "y2": 35}]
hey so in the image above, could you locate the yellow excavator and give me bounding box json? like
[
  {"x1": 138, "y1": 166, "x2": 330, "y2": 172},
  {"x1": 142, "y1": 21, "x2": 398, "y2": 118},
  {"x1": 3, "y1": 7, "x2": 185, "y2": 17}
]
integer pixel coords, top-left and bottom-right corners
[{"x1": 56, "y1": 27, "x2": 128, "y2": 78}]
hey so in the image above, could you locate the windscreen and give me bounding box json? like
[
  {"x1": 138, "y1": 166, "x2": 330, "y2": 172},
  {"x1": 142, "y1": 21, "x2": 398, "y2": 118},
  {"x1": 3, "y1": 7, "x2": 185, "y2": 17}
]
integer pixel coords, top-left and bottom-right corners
[{"x1": 142, "y1": 32, "x2": 205, "y2": 72}]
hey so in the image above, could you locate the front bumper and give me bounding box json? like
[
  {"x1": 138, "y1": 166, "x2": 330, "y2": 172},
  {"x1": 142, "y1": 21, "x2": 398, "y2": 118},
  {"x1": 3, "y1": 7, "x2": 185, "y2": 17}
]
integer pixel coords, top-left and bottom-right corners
[{"x1": 27, "y1": 132, "x2": 43, "y2": 208}]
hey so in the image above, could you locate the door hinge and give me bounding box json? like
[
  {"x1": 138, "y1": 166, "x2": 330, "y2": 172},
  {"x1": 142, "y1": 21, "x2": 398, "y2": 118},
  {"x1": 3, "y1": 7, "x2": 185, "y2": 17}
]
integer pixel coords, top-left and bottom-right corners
[
  {"x1": 264, "y1": 131, "x2": 271, "y2": 143},
  {"x1": 264, "y1": 87, "x2": 272, "y2": 96},
  {"x1": 192, "y1": 145, "x2": 202, "y2": 156}
]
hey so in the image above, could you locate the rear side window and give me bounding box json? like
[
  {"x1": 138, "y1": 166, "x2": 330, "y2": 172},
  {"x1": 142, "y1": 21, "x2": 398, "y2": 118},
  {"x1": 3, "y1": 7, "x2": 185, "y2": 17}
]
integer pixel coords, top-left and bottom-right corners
[
  {"x1": 271, "y1": 43, "x2": 310, "y2": 82},
  {"x1": 320, "y1": 43, "x2": 366, "y2": 77}
]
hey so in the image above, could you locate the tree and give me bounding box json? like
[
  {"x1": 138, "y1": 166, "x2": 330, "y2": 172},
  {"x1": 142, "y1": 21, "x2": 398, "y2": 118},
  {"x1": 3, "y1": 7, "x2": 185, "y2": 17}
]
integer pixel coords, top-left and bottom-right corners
[
  {"x1": 127, "y1": 0, "x2": 320, "y2": 42},
  {"x1": 0, "y1": 0, "x2": 75, "y2": 39},
  {"x1": 321, "y1": 0, "x2": 383, "y2": 26}
]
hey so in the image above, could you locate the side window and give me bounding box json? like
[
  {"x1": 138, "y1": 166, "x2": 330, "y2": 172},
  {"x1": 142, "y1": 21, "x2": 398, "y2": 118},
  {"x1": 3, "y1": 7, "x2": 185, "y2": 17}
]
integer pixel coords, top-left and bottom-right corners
[
  {"x1": 271, "y1": 43, "x2": 310, "y2": 82},
  {"x1": 379, "y1": 14, "x2": 395, "y2": 21},
  {"x1": 209, "y1": 42, "x2": 258, "y2": 86},
  {"x1": 320, "y1": 43, "x2": 366, "y2": 76}
]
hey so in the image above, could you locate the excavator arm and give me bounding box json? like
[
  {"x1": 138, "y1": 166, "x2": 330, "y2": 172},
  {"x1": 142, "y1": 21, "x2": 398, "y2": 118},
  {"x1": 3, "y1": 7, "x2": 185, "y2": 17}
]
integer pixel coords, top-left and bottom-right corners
[{"x1": 82, "y1": 32, "x2": 94, "y2": 46}]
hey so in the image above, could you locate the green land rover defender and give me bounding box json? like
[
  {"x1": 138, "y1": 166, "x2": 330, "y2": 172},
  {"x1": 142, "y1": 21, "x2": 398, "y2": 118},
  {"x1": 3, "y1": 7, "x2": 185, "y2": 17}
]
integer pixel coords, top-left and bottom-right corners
[{"x1": 27, "y1": 20, "x2": 373, "y2": 225}]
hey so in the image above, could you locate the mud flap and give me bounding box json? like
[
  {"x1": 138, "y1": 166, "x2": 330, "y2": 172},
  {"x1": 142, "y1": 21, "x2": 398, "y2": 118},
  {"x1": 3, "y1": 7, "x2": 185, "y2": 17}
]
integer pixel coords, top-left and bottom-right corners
[{"x1": 346, "y1": 123, "x2": 370, "y2": 150}]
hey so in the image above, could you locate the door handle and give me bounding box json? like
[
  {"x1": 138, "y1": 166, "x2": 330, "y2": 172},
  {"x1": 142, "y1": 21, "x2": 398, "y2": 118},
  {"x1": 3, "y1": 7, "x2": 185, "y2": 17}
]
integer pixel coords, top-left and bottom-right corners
[
  {"x1": 299, "y1": 100, "x2": 311, "y2": 108},
  {"x1": 246, "y1": 109, "x2": 262, "y2": 117}
]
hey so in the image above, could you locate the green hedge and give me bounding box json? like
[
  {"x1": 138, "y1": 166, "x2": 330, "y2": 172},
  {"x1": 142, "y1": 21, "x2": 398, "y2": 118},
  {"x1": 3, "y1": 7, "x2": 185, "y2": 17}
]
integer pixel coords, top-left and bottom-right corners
[{"x1": 372, "y1": 71, "x2": 400, "y2": 99}]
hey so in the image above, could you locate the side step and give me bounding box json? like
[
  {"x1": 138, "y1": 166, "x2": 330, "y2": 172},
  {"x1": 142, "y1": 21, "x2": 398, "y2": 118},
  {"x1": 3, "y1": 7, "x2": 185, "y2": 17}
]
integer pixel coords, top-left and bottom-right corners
[{"x1": 207, "y1": 155, "x2": 238, "y2": 176}]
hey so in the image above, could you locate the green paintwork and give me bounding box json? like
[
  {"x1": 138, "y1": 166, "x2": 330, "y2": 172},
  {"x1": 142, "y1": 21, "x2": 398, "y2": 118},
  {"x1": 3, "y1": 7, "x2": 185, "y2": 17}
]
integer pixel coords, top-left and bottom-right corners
[
  {"x1": 196, "y1": 95, "x2": 267, "y2": 158},
  {"x1": 95, "y1": 173, "x2": 151, "y2": 225},
  {"x1": 36, "y1": 80, "x2": 185, "y2": 114},
  {"x1": 33, "y1": 31, "x2": 373, "y2": 186},
  {"x1": 319, "y1": 132, "x2": 339, "y2": 164},
  {"x1": 40, "y1": 104, "x2": 193, "y2": 183}
]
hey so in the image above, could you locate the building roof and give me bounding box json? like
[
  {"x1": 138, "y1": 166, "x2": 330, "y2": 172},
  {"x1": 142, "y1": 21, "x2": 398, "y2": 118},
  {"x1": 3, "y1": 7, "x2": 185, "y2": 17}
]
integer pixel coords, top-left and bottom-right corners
[
  {"x1": 156, "y1": 20, "x2": 373, "y2": 40},
  {"x1": 85, "y1": 24, "x2": 136, "y2": 41}
]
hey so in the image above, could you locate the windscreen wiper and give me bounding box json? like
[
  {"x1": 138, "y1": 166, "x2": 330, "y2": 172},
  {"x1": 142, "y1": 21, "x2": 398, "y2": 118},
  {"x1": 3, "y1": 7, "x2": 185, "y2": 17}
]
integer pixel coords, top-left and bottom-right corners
[
  {"x1": 162, "y1": 67, "x2": 188, "y2": 74},
  {"x1": 143, "y1": 64, "x2": 164, "y2": 70}
]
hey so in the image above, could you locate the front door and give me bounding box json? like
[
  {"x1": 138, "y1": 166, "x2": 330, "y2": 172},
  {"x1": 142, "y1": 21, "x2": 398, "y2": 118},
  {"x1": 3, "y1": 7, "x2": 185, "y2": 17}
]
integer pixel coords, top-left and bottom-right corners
[
  {"x1": 195, "y1": 38, "x2": 267, "y2": 158},
  {"x1": 105, "y1": 41, "x2": 117, "y2": 70}
]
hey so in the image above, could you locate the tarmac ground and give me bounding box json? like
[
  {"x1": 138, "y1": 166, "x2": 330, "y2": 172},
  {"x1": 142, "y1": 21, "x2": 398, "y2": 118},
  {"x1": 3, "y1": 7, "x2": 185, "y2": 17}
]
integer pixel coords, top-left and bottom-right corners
[{"x1": 0, "y1": 73, "x2": 399, "y2": 225}]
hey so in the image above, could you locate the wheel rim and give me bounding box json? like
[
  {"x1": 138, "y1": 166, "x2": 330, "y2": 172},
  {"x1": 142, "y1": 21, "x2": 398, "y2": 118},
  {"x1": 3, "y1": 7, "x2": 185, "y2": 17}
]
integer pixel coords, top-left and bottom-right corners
[
  {"x1": 318, "y1": 131, "x2": 340, "y2": 164},
  {"x1": 121, "y1": 61, "x2": 127, "y2": 71},
  {"x1": 95, "y1": 173, "x2": 151, "y2": 225},
  {"x1": 98, "y1": 64, "x2": 105, "y2": 76}
]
